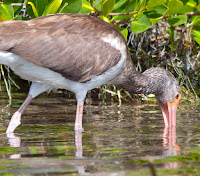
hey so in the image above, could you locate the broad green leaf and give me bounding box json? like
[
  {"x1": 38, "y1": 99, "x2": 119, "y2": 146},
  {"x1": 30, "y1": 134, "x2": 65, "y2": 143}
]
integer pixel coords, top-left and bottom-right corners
[
  {"x1": 135, "y1": 0, "x2": 147, "y2": 12},
  {"x1": 59, "y1": 2, "x2": 69, "y2": 13},
  {"x1": 93, "y1": 0, "x2": 101, "y2": 6},
  {"x1": 167, "y1": 0, "x2": 183, "y2": 15},
  {"x1": 181, "y1": 0, "x2": 190, "y2": 5},
  {"x1": 101, "y1": 0, "x2": 115, "y2": 16},
  {"x1": 120, "y1": 28, "x2": 128, "y2": 40},
  {"x1": 192, "y1": 30, "x2": 200, "y2": 45},
  {"x1": 168, "y1": 15, "x2": 187, "y2": 26},
  {"x1": 180, "y1": 0, "x2": 198, "y2": 13},
  {"x1": 198, "y1": 4, "x2": 200, "y2": 11},
  {"x1": 102, "y1": 16, "x2": 110, "y2": 23},
  {"x1": 144, "y1": 5, "x2": 168, "y2": 18},
  {"x1": 115, "y1": 25, "x2": 128, "y2": 40},
  {"x1": 190, "y1": 16, "x2": 200, "y2": 29},
  {"x1": 112, "y1": 0, "x2": 137, "y2": 21},
  {"x1": 36, "y1": 0, "x2": 48, "y2": 16},
  {"x1": 0, "y1": 14, "x2": 4, "y2": 22},
  {"x1": 93, "y1": 0, "x2": 102, "y2": 8},
  {"x1": 113, "y1": 0, "x2": 127, "y2": 10},
  {"x1": 43, "y1": 0, "x2": 63, "y2": 16},
  {"x1": 59, "y1": 0, "x2": 82, "y2": 13},
  {"x1": 147, "y1": 0, "x2": 166, "y2": 8},
  {"x1": 167, "y1": 0, "x2": 197, "y2": 14},
  {"x1": 14, "y1": 15, "x2": 23, "y2": 20},
  {"x1": 131, "y1": 15, "x2": 152, "y2": 34},
  {"x1": 79, "y1": 0, "x2": 93, "y2": 14},
  {"x1": 28, "y1": 1, "x2": 39, "y2": 17},
  {"x1": 151, "y1": 18, "x2": 160, "y2": 25},
  {"x1": 0, "y1": 4, "x2": 14, "y2": 21}
]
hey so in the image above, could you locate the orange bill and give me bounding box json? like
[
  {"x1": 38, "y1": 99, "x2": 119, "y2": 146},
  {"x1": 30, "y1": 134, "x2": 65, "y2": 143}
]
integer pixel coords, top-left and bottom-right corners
[{"x1": 160, "y1": 92, "x2": 181, "y2": 127}]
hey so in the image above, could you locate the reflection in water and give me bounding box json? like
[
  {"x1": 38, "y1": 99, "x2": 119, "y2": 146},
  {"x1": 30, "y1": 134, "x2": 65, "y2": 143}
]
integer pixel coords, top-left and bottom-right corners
[
  {"x1": 163, "y1": 126, "x2": 175, "y2": 147},
  {"x1": 7, "y1": 133, "x2": 21, "y2": 159},
  {"x1": 7, "y1": 130, "x2": 87, "y2": 174},
  {"x1": 162, "y1": 126, "x2": 180, "y2": 169},
  {"x1": 7, "y1": 126, "x2": 181, "y2": 174},
  {"x1": 2, "y1": 94, "x2": 199, "y2": 175},
  {"x1": 75, "y1": 130, "x2": 86, "y2": 174},
  {"x1": 7, "y1": 133, "x2": 21, "y2": 148}
]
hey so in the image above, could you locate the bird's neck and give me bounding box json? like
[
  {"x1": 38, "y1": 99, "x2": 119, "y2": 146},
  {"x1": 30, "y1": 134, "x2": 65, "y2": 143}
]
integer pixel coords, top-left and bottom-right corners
[
  {"x1": 114, "y1": 61, "x2": 158, "y2": 95},
  {"x1": 122, "y1": 72, "x2": 156, "y2": 95}
]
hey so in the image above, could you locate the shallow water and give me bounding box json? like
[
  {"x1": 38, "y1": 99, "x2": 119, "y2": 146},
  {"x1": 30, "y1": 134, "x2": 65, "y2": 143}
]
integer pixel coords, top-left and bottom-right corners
[{"x1": 0, "y1": 89, "x2": 200, "y2": 176}]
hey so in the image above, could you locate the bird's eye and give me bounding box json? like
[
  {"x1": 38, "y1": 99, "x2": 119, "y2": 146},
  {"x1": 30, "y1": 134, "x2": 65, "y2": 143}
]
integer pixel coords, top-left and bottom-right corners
[{"x1": 175, "y1": 93, "x2": 179, "y2": 99}]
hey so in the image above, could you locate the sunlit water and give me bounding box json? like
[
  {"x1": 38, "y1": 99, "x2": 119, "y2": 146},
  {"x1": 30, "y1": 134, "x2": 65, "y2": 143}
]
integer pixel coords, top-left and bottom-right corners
[{"x1": 0, "y1": 89, "x2": 199, "y2": 176}]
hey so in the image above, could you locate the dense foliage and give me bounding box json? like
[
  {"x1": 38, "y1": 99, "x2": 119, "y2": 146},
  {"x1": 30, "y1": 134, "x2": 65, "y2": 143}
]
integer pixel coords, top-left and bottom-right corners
[{"x1": 0, "y1": 0, "x2": 199, "y2": 101}]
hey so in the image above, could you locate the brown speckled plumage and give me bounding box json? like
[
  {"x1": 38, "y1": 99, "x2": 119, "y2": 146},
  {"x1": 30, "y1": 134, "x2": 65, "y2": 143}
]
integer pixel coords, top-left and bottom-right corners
[{"x1": 0, "y1": 14, "x2": 124, "y2": 82}]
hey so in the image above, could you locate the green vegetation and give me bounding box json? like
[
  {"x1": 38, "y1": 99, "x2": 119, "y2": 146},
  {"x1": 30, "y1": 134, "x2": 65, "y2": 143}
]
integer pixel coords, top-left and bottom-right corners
[{"x1": 0, "y1": 0, "x2": 199, "y2": 102}]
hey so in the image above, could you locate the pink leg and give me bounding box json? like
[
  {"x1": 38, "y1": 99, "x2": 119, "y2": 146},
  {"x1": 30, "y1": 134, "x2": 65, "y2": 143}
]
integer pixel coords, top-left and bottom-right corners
[
  {"x1": 6, "y1": 95, "x2": 33, "y2": 134},
  {"x1": 75, "y1": 130, "x2": 83, "y2": 158},
  {"x1": 74, "y1": 101, "x2": 84, "y2": 132}
]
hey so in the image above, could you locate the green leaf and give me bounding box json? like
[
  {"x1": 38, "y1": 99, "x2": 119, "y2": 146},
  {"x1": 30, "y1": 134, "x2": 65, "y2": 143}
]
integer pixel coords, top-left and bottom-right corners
[
  {"x1": 147, "y1": 0, "x2": 166, "y2": 8},
  {"x1": 36, "y1": 0, "x2": 48, "y2": 16},
  {"x1": 114, "y1": 25, "x2": 128, "y2": 40},
  {"x1": 101, "y1": 0, "x2": 115, "y2": 16},
  {"x1": 113, "y1": 0, "x2": 127, "y2": 10},
  {"x1": 181, "y1": 0, "x2": 190, "y2": 5},
  {"x1": 198, "y1": 4, "x2": 200, "y2": 11},
  {"x1": 93, "y1": 0, "x2": 102, "y2": 8},
  {"x1": 120, "y1": 28, "x2": 128, "y2": 40},
  {"x1": 167, "y1": 0, "x2": 183, "y2": 15},
  {"x1": 192, "y1": 30, "x2": 200, "y2": 45},
  {"x1": 59, "y1": 0, "x2": 82, "y2": 13},
  {"x1": 144, "y1": 5, "x2": 168, "y2": 18},
  {"x1": 168, "y1": 15, "x2": 187, "y2": 26},
  {"x1": 58, "y1": 2, "x2": 69, "y2": 13},
  {"x1": 79, "y1": 0, "x2": 93, "y2": 14},
  {"x1": 0, "y1": 4, "x2": 14, "y2": 21},
  {"x1": 180, "y1": 0, "x2": 198, "y2": 13},
  {"x1": 28, "y1": 1, "x2": 39, "y2": 17},
  {"x1": 0, "y1": 14, "x2": 4, "y2": 22},
  {"x1": 151, "y1": 18, "x2": 160, "y2": 25},
  {"x1": 43, "y1": 0, "x2": 63, "y2": 16},
  {"x1": 190, "y1": 16, "x2": 200, "y2": 29},
  {"x1": 112, "y1": 0, "x2": 137, "y2": 21},
  {"x1": 14, "y1": 15, "x2": 23, "y2": 20},
  {"x1": 131, "y1": 15, "x2": 152, "y2": 34}
]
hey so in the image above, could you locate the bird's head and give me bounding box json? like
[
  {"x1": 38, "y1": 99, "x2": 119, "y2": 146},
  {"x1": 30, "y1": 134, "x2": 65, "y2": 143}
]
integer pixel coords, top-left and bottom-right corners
[
  {"x1": 154, "y1": 69, "x2": 181, "y2": 127},
  {"x1": 143, "y1": 67, "x2": 181, "y2": 127}
]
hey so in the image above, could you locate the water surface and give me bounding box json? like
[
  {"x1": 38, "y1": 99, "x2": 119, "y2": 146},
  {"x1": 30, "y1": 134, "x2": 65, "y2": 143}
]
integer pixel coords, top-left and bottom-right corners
[{"x1": 0, "y1": 89, "x2": 199, "y2": 175}]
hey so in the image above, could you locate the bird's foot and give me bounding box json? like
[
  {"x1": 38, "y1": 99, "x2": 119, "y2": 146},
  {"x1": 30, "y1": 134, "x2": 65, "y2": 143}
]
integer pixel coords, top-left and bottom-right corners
[{"x1": 6, "y1": 111, "x2": 21, "y2": 134}]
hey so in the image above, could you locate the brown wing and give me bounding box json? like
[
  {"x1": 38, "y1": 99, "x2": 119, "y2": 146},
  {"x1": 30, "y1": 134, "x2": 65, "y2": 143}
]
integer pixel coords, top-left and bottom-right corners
[{"x1": 0, "y1": 14, "x2": 126, "y2": 82}]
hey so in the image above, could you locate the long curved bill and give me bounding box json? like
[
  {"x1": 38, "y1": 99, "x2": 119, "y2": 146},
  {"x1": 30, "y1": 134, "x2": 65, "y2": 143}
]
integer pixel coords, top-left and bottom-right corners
[{"x1": 160, "y1": 102, "x2": 178, "y2": 127}]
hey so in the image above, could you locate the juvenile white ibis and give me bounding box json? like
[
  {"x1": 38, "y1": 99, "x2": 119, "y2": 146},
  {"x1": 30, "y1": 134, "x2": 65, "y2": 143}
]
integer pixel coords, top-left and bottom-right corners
[{"x1": 0, "y1": 14, "x2": 181, "y2": 134}]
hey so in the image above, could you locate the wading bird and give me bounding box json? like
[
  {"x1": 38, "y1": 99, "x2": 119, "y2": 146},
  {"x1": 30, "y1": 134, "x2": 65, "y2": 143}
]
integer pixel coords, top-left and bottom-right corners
[{"x1": 0, "y1": 14, "x2": 181, "y2": 134}]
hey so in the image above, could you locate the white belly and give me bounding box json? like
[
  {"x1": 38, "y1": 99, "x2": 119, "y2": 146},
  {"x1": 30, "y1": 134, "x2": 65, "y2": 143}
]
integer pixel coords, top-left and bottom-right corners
[{"x1": 0, "y1": 51, "x2": 125, "y2": 101}]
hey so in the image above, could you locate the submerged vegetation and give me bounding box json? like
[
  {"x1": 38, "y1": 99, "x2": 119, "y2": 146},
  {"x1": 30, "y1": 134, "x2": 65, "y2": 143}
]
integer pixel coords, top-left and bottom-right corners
[{"x1": 0, "y1": 0, "x2": 199, "y2": 102}]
